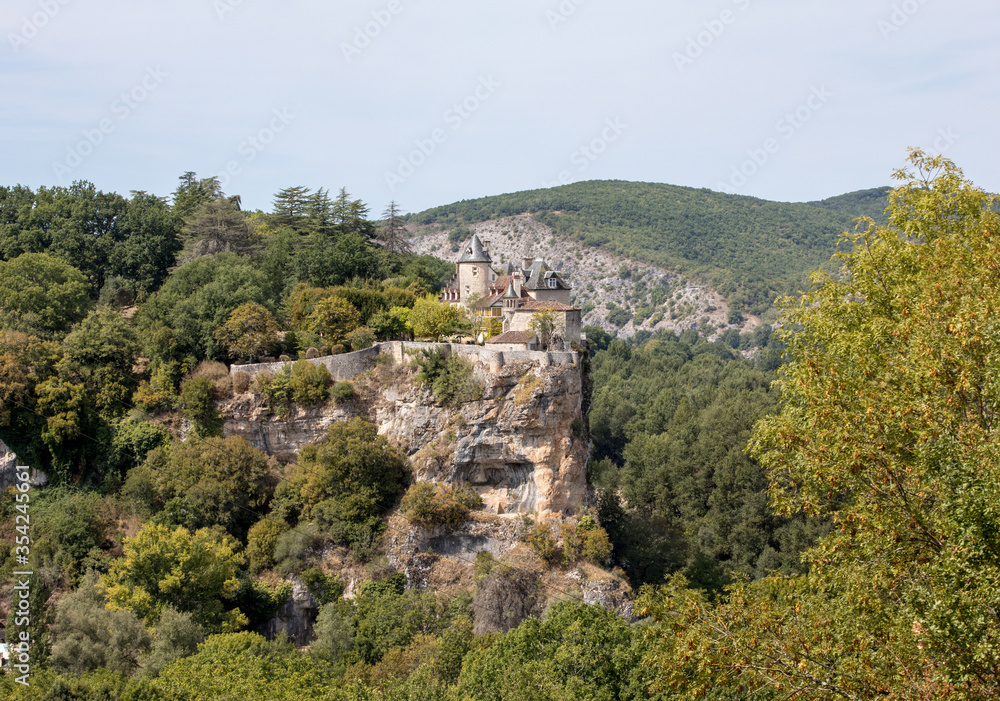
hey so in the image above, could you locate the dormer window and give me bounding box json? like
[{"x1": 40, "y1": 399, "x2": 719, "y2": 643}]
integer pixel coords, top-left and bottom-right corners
[
  {"x1": 548, "y1": 278, "x2": 557, "y2": 289},
  {"x1": 466, "y1": 248, "x2": 472, "y2": 256}
]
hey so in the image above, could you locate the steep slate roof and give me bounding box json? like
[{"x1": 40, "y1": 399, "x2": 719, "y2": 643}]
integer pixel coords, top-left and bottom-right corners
[
  {"x1": 523, "y1": 259, "x2": 569, "y2": 290},
  {"x1": 458, "y1": 234, "x2": 492, "y2": 263}
]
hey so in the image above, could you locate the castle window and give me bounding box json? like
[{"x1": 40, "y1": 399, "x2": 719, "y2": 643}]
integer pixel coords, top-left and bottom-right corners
[{"x1": 472, "y1": 268, "x2": 478, "y2": 277}]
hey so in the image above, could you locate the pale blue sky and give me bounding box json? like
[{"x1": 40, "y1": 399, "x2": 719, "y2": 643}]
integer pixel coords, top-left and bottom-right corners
[{"x1": 2, "y1": 0, "x2": 997, "y2": 215}]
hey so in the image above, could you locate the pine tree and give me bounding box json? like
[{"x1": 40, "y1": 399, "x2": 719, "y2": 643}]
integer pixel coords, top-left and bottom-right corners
[{"x1": 377, "y1": 200, "x2": 411, "y2": 254}]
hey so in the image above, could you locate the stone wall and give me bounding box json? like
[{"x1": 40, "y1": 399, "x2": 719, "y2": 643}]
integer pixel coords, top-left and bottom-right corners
[{"x1": 231, "y1": 342, "x2": 579, "y2": 382}]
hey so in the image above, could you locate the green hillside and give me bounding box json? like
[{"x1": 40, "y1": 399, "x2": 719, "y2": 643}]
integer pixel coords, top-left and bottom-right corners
[{"x1": 408, "y1": 181, "x2": 890, "y2": 315}]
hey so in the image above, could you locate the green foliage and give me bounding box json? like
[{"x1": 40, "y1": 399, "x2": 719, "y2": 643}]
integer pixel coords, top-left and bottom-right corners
[
  {"x1": 50, "y1": 570, "x2": 152, "y2": 675},
  {"x1": 213, "y1": 301, "x2": 280, "y2": 362},
  {"x1": 100, "y1": 522, "x2": 246, "y2": 632},
  {"x1": 295, "y1": 418, "x2": 408, "y2": 528},
  {"x1": 141, "y1": 606, "x2": 206, "y2": 678},
  {"x1": 329, "y1": 380, "x2": 356, "y2": 401},
  {"x1": 274, "y1": 522, "x2": 324, "y2": 574},
  {"x1": 246, "y1": 517, "x2": 289, "y2": 574},
  {"x1": 178, "y1": 375, "x2": 223, "y2": 437},
  {"x1": 0, "y1": 252, "x2": 90, "y2": 336},
  {"x1": 294, "y1": 230, "x2": 382, "y2": 287},
  {"x1": 588, "y1": 329, "x2": 813, "y2": 587},
  {"x1": 309, "y1": 295, "x2": 361, "y2": 346},
  {"x1": 137, "y1": 253, "x2": 279, "y2": 360},
  {"x1": 127, "y1": 436, "x2": 273, "y2": 540},
  {"x1": 414, "y1": 350, "x2": 481, "y2": 406},
  {"x1": 301, "y1": 566, "x2": 345, "y2": 605},
  {"x1": 409, "y1": 294, "x2": 463, "y2": 340},
  {"x1": 345, "y1": 325, "x2": 375, "y2": 351},
  {"x1": 400, "y1": 482, "x2": 483, "y2": 527},
  {"x1": 640, "y1": 153, "x2": 1000, "y2": 700},
  {"x1": 456, "y1": 601, "x2": 647, "y2": 700},
  {"x1": 255, "y1": 360, "x2": 332, "y2": 412}
]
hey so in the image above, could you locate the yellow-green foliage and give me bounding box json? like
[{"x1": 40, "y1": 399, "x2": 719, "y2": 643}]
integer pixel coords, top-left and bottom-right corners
[
  {"x1": 246, "y1": 517, "x2": 290, "y2": 574},
  {"x1": 400, "y1": 483, "x2": 483, "y2": 527},
  {"x1": 512, "y1": 373, "x2": 542, "y2": 406},
  {"x1": 100, "y1": 523, "x2": 246, "y2": 632}
]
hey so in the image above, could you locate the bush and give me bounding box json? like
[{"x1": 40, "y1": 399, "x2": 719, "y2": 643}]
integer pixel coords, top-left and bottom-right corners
[
  {"x1": 254, "y1": 361, "x2": 332, "y2": 411},
  {"x1": 400, "y1": 483, "x2": 483, "y2": 527},
  {"x1": 346, "y1": 325, "x2": 376, "y2": 351},
  {"x1": 523, "y1": 522, "x2": 560, "y2": 563},
  {"x1": 232, "y1": 370, "x2": 251, "y2": 394},
  {"x1": 330, "y1": 381, "x2": 356, "y2": 401},
  {"x1": 246, "y1": 517, "x2": 289, "y2": 574},
  {"x1": 305, "y1": 347, "x2": 320, "y2": 359},
  {"x1": 300, "y1": 567, "x2": 345, "y2": 606},
  {"x1": 414, "y1": 350, "x2": 481, "y2": 406},
  {"x1": 178, "y1": 376, "x2": 223, "y2": 437},
  {"x1": 274, "y1": 522, "x2": 324, "y2": 574}
]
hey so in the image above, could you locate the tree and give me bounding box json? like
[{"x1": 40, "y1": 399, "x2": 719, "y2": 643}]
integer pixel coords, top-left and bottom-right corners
[
  {"x1": 377, "y1": 200, "x2": 411, "y2": 254},
  {"x1": 50, "y1": 571, "x2": 152, "y2": 675},
  {"x1": 128, "y1": 436, "x2": 273, "y2": 540},
  {"x1": 172, "y1": 172, "x2": 223, "y2": 220},
  {"x1": 296, "y1": 417, "x2": 408, "y2": 524},
  {"x1": 308, "y1": 295, "x2": 360, "y2": 346},
  {"x1": 642, "y1": 152, "x2": 1000, "y2": 699},
  {"x1": 0, "y1": 252, "x2": 90, "y2": 336},
  {"x1": 62, "y1": 308, "x2": 140, "y2": 415},
  {"x1": 271, "y1": 186, "x2": 312, "y2": 231},
  {"x1": 528, "y1": 309, "x2": 560, "y2": 350},
  {"x1": 183, "y1": 198, "x2": 257, "y2": 258},
  {"x1": 409, "y1": 294, "x2": 463, "y2": 341},
  {"x1": 109, "y1": 192, "x2": 182, "y2": 294},
  {"x1": 101, "y1": 523, "x2": 246, "y2": 632},
  {"x1": 332, "y1": 187, "x2": 371, "y2": 234},
  {"x1": 294, "y1": 230, "x2": 382, "y2": 287},
  {"x1": 213, "y1": 302, "x2": 280, "y2": 362}
]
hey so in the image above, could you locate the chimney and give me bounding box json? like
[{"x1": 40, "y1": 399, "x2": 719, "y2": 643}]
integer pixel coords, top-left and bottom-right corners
[
  {"x1": 482, "y1": 240, "x2": 491, "y2": 255},
  {"x1": 522, "y1": 257, "x2": 533, "y2": 270}
]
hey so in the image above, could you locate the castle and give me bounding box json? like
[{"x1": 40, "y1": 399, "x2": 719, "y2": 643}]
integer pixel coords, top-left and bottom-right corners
[{"x1": 440, "y1": 233, "x2": 582, "y2": 349}]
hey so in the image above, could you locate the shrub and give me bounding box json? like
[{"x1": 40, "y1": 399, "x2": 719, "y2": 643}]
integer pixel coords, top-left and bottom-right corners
[
  {"x1": 178, "y1": 376, "x2": 223, "y2": 437},
  {"x1": 523, "y1": 522, "x2": 560, "y2": 563},
  {"x1": 415, "y1": 350, "x2": 481, "y2": 406},
  {"x1": 246, "y1": 517, "x2": 289, "y2": 574},
  {"x1": 580, "y1": 526, "x2": 613, "y2": 565},
  {"x1": 300, "y1": 567, "x2": 345, "y2": 606},
  {"x1": 305, "y1": 347, "x2": 320, "y2": 359},
  {"x1": 330, "y1": 381, "x2": 356, "y2": 401},
  {"x1": 346, "y1": 325, "x2": 376, "y2": 351},
  {"x1": 400, "y1": 483, "x2": 483, "y2": 527},
  {"x1": 288, "y1": 360, "x2": 332, "y2": 405},
  {"x1": 232, "y1": 370, "x2": 251, "y2": 394},
  {"x1": 274, "y1": 522, "x2": 324, "y2": 574}
]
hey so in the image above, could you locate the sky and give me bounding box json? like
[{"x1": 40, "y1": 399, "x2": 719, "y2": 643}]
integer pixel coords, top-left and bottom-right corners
[{"x1": 2, "y1": 0, "x2": 997, "y2": 217}]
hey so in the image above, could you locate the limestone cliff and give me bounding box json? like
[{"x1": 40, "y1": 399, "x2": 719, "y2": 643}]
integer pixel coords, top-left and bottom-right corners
[{"x1": 222, "y1": 342, "x2": 590, "y2": 518}]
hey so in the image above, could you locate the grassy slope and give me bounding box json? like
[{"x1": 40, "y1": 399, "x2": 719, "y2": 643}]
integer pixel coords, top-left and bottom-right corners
[{"x1": 408, "y1": 182, "x2": 890, "y2": 314}]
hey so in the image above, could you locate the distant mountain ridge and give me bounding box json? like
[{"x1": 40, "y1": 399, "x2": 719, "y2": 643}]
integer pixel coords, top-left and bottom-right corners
[{"x1": 407, "y1": 181, "x2": 890, "y2": 315}]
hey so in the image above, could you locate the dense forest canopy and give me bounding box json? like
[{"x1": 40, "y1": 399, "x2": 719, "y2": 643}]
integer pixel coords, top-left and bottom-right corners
[{"x1": 408, "y1": 181, "x2": 891, "y2": 315}]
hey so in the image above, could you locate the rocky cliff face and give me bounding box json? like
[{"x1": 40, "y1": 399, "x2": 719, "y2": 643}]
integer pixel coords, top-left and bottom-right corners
[{"x1": 222, "y1": 345, "x2": 590, "y2": 518}]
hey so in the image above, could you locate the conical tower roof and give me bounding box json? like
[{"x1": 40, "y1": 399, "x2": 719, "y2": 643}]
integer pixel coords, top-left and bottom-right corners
[{"x1": 458, "y1": 233, "x2": 492, "y2": 263}]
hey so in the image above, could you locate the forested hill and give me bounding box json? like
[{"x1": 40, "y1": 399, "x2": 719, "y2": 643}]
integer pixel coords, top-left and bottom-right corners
[{"x1": 408, "y1": 181, "x2": 891, "y2": 315}]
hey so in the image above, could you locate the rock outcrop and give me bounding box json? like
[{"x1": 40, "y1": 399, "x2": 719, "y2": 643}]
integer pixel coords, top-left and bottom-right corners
[{"x1": 222, "y1": 343, "x2": 590, "y2": 518}]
